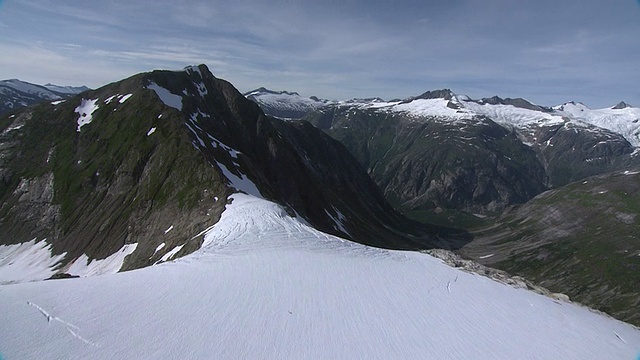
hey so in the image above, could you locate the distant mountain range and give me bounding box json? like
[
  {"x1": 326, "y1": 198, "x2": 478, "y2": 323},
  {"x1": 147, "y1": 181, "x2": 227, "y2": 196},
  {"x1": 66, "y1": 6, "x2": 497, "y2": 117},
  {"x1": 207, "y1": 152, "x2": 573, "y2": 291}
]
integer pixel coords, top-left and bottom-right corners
[
  {"x1": 247, "y1": 87, "x2": 640, "y2": 325},
  {"x1": 248, "y1": 87, "x2": 640, "y2": 212},
  {"x1": 1, "y1": 68, "x2": 639, "y2": 332},
  {"x1": 0, "y1": 78, "x2": 89, "y2": 115}
]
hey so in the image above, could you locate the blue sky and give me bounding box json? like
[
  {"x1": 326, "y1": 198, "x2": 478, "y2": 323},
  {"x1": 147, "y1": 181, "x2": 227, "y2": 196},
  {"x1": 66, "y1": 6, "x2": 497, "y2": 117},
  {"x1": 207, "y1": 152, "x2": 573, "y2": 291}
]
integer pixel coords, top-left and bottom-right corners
[{"x1": 0, "y1": 0, "x2": 639, "y2": 107}]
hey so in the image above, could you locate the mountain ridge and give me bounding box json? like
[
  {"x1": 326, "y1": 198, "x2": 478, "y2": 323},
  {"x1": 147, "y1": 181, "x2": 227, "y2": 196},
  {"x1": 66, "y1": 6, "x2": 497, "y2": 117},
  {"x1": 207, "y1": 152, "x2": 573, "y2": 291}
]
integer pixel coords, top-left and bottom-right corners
[
  {"x1": 0, "y1": 65, "x2": 467, "y2": 283},
  {"x1": 252, "y1": 87, "x2": 640, "y2": 213},
  {"x1": 0, "y1": 78, "x2": 89, "y2": 115}
]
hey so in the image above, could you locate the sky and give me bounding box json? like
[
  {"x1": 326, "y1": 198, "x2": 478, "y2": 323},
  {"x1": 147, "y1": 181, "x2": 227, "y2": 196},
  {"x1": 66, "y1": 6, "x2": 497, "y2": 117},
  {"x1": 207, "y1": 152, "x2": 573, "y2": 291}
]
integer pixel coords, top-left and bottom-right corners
[{"x1": 0, "y1": 0, "x2": 639, "y2": 108}]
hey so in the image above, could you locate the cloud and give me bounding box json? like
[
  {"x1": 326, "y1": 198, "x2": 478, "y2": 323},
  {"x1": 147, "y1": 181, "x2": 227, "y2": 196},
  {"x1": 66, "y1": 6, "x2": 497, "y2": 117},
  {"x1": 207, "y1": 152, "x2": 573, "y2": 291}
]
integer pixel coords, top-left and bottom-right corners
[{"x1": 0, "y1": 0, "x2": 638, "y2": 107}]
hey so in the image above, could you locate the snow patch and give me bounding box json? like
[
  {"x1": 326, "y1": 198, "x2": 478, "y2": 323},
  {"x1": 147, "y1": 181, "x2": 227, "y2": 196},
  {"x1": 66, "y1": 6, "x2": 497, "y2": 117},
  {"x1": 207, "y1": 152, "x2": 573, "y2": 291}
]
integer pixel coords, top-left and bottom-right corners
[
  {"x1": 67, "y1": 244, "x2": 137, "y2": 277},
  {"x1": 0, "y1": 239, "x2": 66, "y2": 284},
  {"x1": 147, "y1": 82, "x2": 183, "y2": 111},
  {"x1": 152, "y1": 243, "x2": 166, "y2": 257},
  {"x1": 74, "y1": 98, "x2": 100, "y2": 131},
  {"x1": 160, "y1": 244, "x2": 184, "y2": 262},
  {"x1": 118, "y1": 93, "x2": 133, "y2": 103},
  {"x1": 216, "y1": 162, "x2": 262, "y2": 198}
]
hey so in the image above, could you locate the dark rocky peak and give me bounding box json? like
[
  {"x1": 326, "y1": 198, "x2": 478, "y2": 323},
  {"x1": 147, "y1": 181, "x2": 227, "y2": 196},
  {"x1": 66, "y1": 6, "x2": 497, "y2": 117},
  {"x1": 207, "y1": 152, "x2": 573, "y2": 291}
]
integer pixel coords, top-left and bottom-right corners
[
  {"x1": 612, "y1": 101, "x2": 632, "y2": 109},
  {"x1": 244, "y1": 87, "x2": 301, "y2": 97},
  {"x1": 343, "y1": 97, "x2": 387, "y2": 104},
  {"x1": 477, "y1": 96, "x2": 548, "y2": 112},
  {"x1": 143, "y1": 64, "x2": 465, "y2": 249},
  {"x1": 412, "y1": 89, "x2": 454, "y2": 101}
]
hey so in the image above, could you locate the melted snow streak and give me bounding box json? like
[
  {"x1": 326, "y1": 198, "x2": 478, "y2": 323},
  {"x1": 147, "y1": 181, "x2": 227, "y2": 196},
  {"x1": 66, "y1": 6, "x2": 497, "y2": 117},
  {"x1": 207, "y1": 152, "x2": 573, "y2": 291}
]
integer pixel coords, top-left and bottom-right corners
[{"x1": 0, "y1": 195, "x2": 639, "y2": 359}]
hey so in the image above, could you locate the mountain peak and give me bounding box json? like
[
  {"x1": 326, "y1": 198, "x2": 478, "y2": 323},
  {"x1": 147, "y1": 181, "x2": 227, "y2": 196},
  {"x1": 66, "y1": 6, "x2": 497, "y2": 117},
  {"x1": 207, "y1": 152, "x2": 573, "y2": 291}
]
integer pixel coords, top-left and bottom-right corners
[
  {"x1": 612, "y1": 101, "x2": 631, "y2": 109},
  {"x1": 244, "y1": 87, "x2": 301, "y2": 97},
  {"x1": 413, "y1": 89, "x2": 454, "y2": 101},
  {"x1": 477, "y1": 96, "x2": 546, "y2": 112}
]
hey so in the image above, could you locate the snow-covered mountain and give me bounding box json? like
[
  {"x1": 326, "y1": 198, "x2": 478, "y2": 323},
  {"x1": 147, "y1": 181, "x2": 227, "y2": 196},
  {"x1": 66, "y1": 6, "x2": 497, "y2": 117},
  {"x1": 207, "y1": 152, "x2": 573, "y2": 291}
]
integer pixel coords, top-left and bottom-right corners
[
  {"x1": 2, "y1": 192, "x2": 639, "y2": 359},
  {"x1": 43, "y1": 83, "x2": 90, "y2": 95},
  {"x1": 300, "y1": 90, "x2": 640, "y2": 212},
  {"x1": 248, "y1": 86, "x2": 640, "y2": 150},
  {"x1": 324, "y1": 92, "x2": 640, "y2": 148},
  {"x1": 244, "y1": 87, "x2": 333, "y2": 119},
  {"x1": 0, "y1": 79, "x2": 89, "y2": 115}
]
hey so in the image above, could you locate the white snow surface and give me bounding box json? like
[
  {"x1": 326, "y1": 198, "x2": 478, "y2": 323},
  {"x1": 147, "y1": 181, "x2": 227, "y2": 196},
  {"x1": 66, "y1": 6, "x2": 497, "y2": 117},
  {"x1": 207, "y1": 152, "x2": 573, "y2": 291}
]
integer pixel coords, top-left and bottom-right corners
[
  {"x1": 147, "y1": 82, "x2": 183, "y2": 111},
  {"x1": 1, "y1": 194, "x2": 639, "y2": 359},
  {"x1": 74, "y1": 98, "x2": 100, "y2": 131},
  {"x1": 342, "y1": 95, "x2": 640, "y2": 147},
  {"x1": 462, "y1": 100, "x2": 565, "y2": 127},
  {"x1": 66, "y1": 244, "x2": 138, "y2": 277},
  {"x1": 554, "y1": 102, "x2": 640, "y2": 147},
  {"x1": 0, "y1": 239, "x2": 66, "y2": 285},
  {"x1": 247, "y1": 89, "x2": 333, "y2": 115}
]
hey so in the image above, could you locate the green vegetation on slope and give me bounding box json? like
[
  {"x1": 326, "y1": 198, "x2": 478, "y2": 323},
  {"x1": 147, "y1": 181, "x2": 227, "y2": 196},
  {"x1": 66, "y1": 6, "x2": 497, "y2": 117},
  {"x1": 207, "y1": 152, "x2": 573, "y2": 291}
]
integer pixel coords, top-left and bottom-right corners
[{"x1": 460, "y1": 170, "x2": 640, "y2": 326}]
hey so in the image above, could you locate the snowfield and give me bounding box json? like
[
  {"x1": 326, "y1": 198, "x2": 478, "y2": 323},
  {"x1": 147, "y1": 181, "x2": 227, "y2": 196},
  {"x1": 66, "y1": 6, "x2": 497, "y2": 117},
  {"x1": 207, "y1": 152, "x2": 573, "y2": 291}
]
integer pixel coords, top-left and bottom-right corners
[{"x1": 1, "y1": 194, "x2": 639, "y2": 359}]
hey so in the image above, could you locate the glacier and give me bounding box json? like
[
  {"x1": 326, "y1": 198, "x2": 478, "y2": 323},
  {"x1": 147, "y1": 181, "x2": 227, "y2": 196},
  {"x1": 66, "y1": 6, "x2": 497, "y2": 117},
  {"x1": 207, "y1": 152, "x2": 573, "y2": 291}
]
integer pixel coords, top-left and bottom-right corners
[{"x1": 1, "y1": 194, "x2": 639, "y2": 359}]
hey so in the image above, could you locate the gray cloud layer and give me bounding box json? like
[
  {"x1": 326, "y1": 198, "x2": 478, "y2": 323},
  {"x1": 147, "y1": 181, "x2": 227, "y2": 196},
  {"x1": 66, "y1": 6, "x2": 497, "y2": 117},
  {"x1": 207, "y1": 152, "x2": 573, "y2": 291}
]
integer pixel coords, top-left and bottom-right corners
[{"x1": 1, "y1": 0, "x2": 638, "y2": 107}]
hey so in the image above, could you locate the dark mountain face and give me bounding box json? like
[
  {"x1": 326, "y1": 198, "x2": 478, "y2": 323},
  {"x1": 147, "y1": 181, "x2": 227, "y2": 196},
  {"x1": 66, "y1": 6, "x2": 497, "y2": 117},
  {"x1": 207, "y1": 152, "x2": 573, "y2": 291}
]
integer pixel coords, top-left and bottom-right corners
[
  {"x1": 304, "y1": 105, "x2": 548, "y2": 214},
  {"x1": 0, "y1": 79, "x2": 88, "y2": 116},
  {"x1": 527, "y1": 122, "x2": 639, "y2": 188},
  {"x1": 0, "y1": 65, "x2": 468, "y2": 277},
  {"x1": 289, "y1": 94, "x2": 640, "y2": 215},
  {"x1": 474, "y1": 96, "x2": 549, "y2": 112}
]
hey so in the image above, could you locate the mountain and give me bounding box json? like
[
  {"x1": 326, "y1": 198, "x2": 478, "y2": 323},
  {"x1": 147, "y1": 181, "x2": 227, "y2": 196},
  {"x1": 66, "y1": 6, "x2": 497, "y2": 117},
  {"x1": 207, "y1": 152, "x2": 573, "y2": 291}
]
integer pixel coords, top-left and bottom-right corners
[
  {"x1": 461, "y1": 168, "x2": 640, "y2": 325},
  {"x1": 1, "y1": 66, "x2": 640, "y2": 358},
  {"x1": 244, "y1": 87, "x2": 333, "y2": 119},
  {"x1": 294, "y1": 91, "x2": 640, "y2": 214},
  {"x1": 252, "y1": 89, "x2": 640, "y2": 325},
  {"x1": 0, "y1": 65, "x2": 466, "y2": 283},
  {"x1": 43, "y1": 83, "x2": 90, "y2": 95},
  {"x1": 2, "y1": 193, "x2": 639, "y2": 359},
  {"x1": 0, "y1": 79, "x2": 89, "y2": 115}
]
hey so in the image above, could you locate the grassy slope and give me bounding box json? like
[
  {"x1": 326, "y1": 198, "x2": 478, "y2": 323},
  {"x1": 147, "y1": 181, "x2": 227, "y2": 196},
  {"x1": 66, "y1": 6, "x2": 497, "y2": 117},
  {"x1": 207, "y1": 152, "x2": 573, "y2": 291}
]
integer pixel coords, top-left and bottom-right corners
[{"x1": 458, "y1": 170, "x2": 640, "y2": 325}]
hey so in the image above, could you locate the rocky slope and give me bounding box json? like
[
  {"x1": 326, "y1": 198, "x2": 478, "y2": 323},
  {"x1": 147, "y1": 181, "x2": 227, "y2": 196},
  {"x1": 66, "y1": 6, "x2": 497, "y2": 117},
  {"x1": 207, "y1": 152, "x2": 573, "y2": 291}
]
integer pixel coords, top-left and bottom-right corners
[
  {"x1": 460, "y1": 169, "x2": 640, "y2": 326},
  {"x1": 0, "y1": 79, "x2": 88, "y2": 115},
  {"x1": 295, "y1": 91, "x2": 640, "y2": 214},
  {"x1": 0, "y1": 65, "x2": 467, "y2": 282}
]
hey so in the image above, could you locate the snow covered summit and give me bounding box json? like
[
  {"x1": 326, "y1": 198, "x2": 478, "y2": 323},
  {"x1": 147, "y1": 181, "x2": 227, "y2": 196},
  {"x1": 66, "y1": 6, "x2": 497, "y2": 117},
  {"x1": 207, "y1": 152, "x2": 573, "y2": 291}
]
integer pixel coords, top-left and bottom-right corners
[{"x1": 244, "y1": 87, "x2": 334, "y2": 119}]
